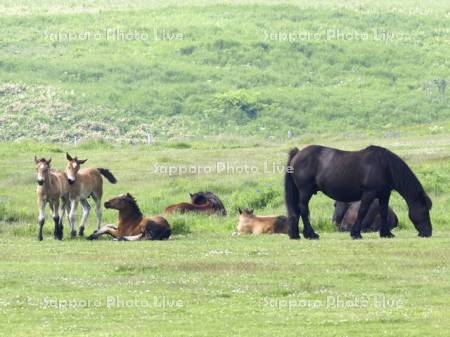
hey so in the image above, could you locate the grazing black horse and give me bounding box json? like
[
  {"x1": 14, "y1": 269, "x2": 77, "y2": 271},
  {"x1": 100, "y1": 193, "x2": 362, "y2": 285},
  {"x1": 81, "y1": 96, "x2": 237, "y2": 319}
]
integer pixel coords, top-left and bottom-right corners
[{"x1": 285, "y1": 145, "x2": 432, "y2": 239}]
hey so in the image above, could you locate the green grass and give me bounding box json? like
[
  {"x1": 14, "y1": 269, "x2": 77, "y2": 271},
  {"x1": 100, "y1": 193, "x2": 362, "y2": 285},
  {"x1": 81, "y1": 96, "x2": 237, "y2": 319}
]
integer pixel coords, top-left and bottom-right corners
[
  {"x1": 1, "y1": 1, "x2": 450, "y2": 335},
  {"x1": 0, "y1": 134, "x2": 449, "y2": 336},
  {"x1": 1, "y1": 233, "x2": 449, "y2": 337},
  {"x1": 0, "y1": 0, "x2": 449, "y2": 141}
]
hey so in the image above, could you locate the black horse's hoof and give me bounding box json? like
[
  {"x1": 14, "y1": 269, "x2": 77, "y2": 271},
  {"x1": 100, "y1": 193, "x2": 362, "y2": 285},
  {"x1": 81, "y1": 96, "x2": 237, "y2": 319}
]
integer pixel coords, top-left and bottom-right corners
[
  {"x1": 70, "y1": 230, "x2": 77, "y2": 238},
  {"x1": 38, "y1": 236, "x2": 43, "y2": 241},
  {"x1": 289, "y1": 235, "x2": 301, "y2": 240},
  {"x1": 54, "y1": 227, "x2": 63, "y2": 240},
  {"x1": 351, "y1": 232, "x2": 363, "y2": 240},
  {"x1": 87, "y1": 230, "x2": 98, "y2": 240},
  {"x1": 79, "y1": 227, "x2": 85, "y2": 237},
  {"x1": 304, "y1": 232, "x2": 320, "y2": 240},
  {"x1": 380, "y1": 231, "x2": 395, "y2": 238}
]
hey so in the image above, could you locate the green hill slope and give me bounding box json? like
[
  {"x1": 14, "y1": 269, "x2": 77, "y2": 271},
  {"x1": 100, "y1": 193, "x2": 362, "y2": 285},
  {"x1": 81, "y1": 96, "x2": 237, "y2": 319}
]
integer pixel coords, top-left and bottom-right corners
[{"x1": 0, "y1": 1, "x2": 449, "y2": 142}]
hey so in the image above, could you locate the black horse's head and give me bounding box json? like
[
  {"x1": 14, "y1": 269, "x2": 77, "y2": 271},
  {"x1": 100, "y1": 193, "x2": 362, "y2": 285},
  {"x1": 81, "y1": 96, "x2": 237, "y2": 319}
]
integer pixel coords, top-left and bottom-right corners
[{"x1": 409, "y1": 191, "x2": 432, "y2": 237}]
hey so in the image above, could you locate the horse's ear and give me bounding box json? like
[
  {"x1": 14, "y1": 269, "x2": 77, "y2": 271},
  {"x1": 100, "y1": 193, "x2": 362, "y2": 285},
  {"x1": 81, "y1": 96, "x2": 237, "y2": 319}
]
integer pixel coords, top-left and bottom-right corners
[
  {"x1": 189, "y1": 193, "x2": 193, "y2": 198},
  {"x1": 238, "y1": 208, "x2": 242, "y2": 214},
  {"x1": 47, "y1": 158, "x2": 52, "y2": 165},
  {"x1": 249, "y1": 209, "x2": 254, "y2": 214},
  {"x1": 34, "y1": 155, "x2": 39, "y2": 164},
  {"x1": 66, "y1": 152, "x2": 73, "y2": 161},
  {"x1": 78, "y1": 159, "x2": 88, "y2": 164}
]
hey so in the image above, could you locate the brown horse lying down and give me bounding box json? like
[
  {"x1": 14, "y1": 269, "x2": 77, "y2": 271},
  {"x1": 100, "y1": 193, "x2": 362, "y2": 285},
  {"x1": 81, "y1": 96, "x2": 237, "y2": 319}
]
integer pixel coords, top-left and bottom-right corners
[
  {"x1": 87, "y1": 194, "x2": 171, "y2": 241},
  {"x1": 237, "y1": 208, "x2": 289, "y2": 235},
  {"x1": 165, "y1": 191, "x2": 226, "y2": 216},
  {"x1": 333, "y1": 199, "x2": 398, "y2": 232}
]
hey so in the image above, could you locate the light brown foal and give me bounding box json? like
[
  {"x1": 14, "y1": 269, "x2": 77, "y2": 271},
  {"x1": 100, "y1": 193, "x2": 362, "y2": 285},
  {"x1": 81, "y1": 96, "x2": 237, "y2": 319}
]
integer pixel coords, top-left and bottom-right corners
[
  {"x1": 65, "y1": 153, "x2": 117, "y2": 238},
  {"x1": 237, "y1": 208, "x2": 289, "y2": 235},
  {"x1": 35, "y1": 157, "x2": 70, "y2": 240}
]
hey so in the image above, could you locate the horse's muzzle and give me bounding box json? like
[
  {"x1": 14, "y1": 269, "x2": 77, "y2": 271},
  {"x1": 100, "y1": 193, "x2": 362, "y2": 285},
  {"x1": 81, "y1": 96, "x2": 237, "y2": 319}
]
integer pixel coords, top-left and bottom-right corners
[
  {"x1": 104, "y1": 202, "x2": 111, "y2": 209},
  {"x1": 37, "y1": 180, "x2": 44, "y2": 186},
  {"x1": 68, "y1": 179, "x2": 75, "y2": 185}
]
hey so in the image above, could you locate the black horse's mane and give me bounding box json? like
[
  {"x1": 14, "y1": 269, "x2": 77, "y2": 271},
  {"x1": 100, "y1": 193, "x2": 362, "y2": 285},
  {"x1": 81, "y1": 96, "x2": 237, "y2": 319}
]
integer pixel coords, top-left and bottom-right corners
[
  {"x1": 370, "y1": 146, "x2": 424, "y2": 198},
  {"x1": 193, "y1": 191, "x2": 227, "y2": 215},
  {"x1": 124, "y1": 194, "x2": 143, "y2": 218}
]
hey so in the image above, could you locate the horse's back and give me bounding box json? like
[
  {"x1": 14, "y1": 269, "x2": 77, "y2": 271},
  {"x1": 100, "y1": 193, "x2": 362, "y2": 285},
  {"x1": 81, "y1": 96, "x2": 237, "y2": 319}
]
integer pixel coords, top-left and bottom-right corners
[
  {"x1": 238, "y1": 215, "x2": 288, "y2": 234},
  {"x1": 291, "y1": 145, "x2": 389, "y2": 202}
]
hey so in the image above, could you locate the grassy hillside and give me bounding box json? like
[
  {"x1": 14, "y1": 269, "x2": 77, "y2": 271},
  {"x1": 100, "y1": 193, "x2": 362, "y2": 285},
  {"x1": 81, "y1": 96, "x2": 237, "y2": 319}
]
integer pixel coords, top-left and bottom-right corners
[{"x1": 0, "y1": 0, "x2": 449, "y2": 142}]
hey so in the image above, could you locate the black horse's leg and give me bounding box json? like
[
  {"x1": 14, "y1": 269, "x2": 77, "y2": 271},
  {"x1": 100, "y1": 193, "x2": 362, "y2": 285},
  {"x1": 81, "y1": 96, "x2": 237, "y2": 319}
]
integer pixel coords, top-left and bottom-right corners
[
  {"x1": 351, "y1": 191, "x2": 377, "y2": 239},
  {"x1": 299, "y1": 188, "x2": 319, "y2": 239},
  {"x1": 379, "y1": 193, "x2": 395, "y2": 238},
  {"x1": 288, "y1": 216, "x2": 301, "y2": 239}
]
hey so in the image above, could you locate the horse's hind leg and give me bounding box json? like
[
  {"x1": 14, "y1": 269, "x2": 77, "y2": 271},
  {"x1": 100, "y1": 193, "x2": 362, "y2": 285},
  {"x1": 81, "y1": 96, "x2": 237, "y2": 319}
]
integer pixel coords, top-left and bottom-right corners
[
  {"x1": 78, "y1": 199, "x2": 91, "y2": 237},
  {"x1": 350, "y1": 191, "x2": 377, "y2": 239},
  {"x1": 51, "y1": 200, "x2": 62, "y2": 240},
  {"x1": 379, "y1": 193, "x2": 395, "y2": 238},
  {"x1": 299, "y1": 187, "x2": 319, "y2": 239},
  {"x1": 92, "y1": 193, "x2": 102, "y2": 231},
  {"x1": 57, "y1": 198, "x2": 69, "y2": 239}
]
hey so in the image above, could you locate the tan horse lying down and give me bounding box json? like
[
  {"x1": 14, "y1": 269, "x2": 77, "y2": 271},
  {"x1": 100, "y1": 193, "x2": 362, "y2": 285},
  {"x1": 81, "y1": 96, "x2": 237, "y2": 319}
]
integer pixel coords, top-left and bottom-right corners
[
  {"x1": 88, "y1": 194, "x2": 172, "y2": 241},
  {"x1": 35, "y1": 157, "x2": 70, "y2": 240},
  {"x1": 237, "y1": 208, "x2": 289, "y2": 235}
]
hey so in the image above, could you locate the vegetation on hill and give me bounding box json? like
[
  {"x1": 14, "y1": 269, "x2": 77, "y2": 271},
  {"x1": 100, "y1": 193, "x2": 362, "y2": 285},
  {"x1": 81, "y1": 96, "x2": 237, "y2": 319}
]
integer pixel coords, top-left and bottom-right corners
[{"x1": 0, "y1": 1, "x2": 449, "y2": 142}]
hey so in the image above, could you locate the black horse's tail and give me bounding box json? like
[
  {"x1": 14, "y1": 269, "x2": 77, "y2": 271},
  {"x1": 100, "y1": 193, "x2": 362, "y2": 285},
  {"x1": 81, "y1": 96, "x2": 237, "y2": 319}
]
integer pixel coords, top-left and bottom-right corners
[
  {"x1": 97, "y1": 168, "x2": 117, "y2": 184},
  {"x1": 285, "y1": 148, "x2": 300, "y2": 239}
]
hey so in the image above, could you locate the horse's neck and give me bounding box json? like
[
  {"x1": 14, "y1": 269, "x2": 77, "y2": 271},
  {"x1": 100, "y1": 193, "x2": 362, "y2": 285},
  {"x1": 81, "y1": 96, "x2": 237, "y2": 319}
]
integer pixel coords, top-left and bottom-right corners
[
  {"x1": 42, "y1": 172, "x2": 55, "y2": 192},
  {"x1": 119, "y1": 210, "x2": 142, "y2": 225}
]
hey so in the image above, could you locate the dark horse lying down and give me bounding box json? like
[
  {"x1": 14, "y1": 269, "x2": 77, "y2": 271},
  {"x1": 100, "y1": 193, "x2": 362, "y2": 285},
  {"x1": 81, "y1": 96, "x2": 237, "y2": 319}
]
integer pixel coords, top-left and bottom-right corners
[
  {"x1": 165, "y1": 191, "x2": 226, "y2": 216},
  {"x1": 285, "y1": 145, "x2": 432, "y2": 239},
  {"x1": 333, "y1": 199, "x2": 398, "y2": 232}
]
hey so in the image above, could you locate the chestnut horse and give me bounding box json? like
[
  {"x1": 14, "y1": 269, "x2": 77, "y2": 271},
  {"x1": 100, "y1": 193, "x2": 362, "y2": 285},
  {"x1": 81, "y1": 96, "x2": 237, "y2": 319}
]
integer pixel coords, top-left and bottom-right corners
[
  {"x1": 65, "y1": 153, "x2": 117, "y2": 237},
  {"x1": 87, "y1": 193, "x2": 171, "y2": 241},
  {"x1": 165, "y1": 191, "x2": 226, "y2": 216},
  {"x1": 35, "y1": 157, "x2": 70, "y2": 240},
  {"x1": 237, "y1": 208, "x2": 289, "y2": 235}
]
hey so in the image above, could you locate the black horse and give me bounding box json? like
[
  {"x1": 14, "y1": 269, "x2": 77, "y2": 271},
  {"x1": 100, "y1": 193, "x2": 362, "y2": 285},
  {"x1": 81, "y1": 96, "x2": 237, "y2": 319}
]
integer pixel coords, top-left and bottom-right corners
[{"x1": 285, "y1": 145, "x2": 432, "y2": 239}]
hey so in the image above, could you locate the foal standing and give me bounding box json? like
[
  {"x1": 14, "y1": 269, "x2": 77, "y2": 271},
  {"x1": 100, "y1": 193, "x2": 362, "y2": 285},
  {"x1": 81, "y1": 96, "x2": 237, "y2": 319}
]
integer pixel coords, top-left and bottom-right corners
[
  {"x1": 35, "y1": 157, "x2": 69, "y2": 240},
  {"x1": 65, "y1": 153, "x2": 117, "y2": 237}
]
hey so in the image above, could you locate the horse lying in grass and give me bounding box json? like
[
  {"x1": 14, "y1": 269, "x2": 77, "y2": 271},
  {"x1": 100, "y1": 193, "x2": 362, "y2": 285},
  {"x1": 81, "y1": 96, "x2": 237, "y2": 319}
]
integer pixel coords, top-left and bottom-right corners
[
  {"x1": 237, "y1": 208, "x2": 289, "y2": 235},
  {"x1": 333, "y1": 199, "x2": 398, "y2": 233},
  {"x1": 65, "y1": 153, "x2": 117, "y2": 237},
  {"x1": 165, "y1": 191, "x2": 226, "y2": 216},
  {"x1": 35, "y1": 157, "x2": 70, "y2": 241},
  {"x1": 87, "y1": 193, "x2": 171, "y2": 241},
  {"x1": 285, "y1": 145, "x2": 432, "y2": 240}
]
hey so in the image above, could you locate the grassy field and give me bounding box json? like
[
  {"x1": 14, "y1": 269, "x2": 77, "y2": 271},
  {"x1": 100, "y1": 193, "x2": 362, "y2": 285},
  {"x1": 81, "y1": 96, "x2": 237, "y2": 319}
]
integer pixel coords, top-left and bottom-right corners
[
  {"x1": 1, "y1": 0, "x2": 450, "y2": 336},
  {"x1": 0, "y1": 135, "x2": 449, "y2": 336},
  {"x1": 1, "y1": 233, "x2": 450, "y2": 337}
]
